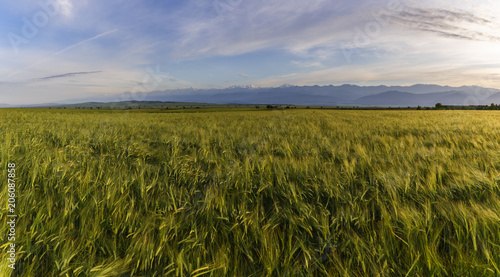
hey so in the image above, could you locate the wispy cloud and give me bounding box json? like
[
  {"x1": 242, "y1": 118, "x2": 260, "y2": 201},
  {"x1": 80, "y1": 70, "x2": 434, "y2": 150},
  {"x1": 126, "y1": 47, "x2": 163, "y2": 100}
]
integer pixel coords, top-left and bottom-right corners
[
  {"x1": 390, "y1": 7, "x2": 500, "y2": 42},
  {"x1": 7, "y1": 29, "x2": 119, "y2": 78},
  {"x1": 39, "y1": 71, "x2": 102, "y2": 80},
  {"x1": 291, "y1": 61, "x2": 324, "y2": 68},
  {"x1": 171, "y1": 0, "x2": 353, "y2": 58},
  {"x1": 57, "y1": 0, "x2": 74, "y2": 18}
]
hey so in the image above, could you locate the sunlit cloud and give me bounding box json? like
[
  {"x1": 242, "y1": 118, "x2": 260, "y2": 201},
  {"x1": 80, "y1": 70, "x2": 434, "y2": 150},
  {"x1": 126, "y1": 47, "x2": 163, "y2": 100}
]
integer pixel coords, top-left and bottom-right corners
[{"x1": 57, "y1": 0, "x2": 74, "y2": 18}]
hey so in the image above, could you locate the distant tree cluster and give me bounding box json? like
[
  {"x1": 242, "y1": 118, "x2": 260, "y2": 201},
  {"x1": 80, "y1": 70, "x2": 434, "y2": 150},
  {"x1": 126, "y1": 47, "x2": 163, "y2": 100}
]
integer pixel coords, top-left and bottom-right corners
[
  {"x1": 433, "y1": 103, "x2": 500, "y2": 110},
  {"x1": 265, "y1": 105, "x2": 297, "y2": 109}
]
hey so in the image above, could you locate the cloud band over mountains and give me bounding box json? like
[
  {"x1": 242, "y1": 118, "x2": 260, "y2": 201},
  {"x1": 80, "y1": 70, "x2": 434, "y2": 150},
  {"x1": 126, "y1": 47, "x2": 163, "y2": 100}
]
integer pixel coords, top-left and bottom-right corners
[{"x1": 390, "y1": 7, "x2": 500, "y2": 42}]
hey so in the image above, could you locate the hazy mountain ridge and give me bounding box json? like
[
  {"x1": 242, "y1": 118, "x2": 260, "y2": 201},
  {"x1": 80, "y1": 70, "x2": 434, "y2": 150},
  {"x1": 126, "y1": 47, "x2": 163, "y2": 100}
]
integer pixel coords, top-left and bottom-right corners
[
  {"x1": 9, "y1": 84, "x2": 500, "y2": 107},
  {"x1": 137, "y1": 84, "x2": 500, "y2": 107},
  {"x1": 353, "y1": 90, "x2": 470, "y2": 107}
]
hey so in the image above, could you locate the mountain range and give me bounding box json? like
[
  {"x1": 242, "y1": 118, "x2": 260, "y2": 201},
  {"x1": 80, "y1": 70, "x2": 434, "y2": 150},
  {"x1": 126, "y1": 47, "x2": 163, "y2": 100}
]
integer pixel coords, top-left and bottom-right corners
[{"x1": 13, "y1": 84, "x2": 500, "y2": 107}]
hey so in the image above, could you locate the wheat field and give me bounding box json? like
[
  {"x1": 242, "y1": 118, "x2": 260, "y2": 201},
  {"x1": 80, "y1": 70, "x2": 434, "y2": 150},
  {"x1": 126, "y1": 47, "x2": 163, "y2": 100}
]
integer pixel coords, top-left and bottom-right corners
[{"x1": 1, "y1": 108, "x2": 500, "y2": 276}]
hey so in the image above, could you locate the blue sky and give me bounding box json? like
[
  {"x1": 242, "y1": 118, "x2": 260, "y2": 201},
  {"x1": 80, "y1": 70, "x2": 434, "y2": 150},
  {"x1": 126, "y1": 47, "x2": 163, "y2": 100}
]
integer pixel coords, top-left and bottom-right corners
[{"x1": 1, "y1": 0, "x2": 500, "y2": 104}]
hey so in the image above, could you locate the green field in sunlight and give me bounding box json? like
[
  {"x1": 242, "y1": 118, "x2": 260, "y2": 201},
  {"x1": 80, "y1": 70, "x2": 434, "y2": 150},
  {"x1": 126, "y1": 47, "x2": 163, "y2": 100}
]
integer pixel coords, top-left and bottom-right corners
[{"x1": 1, "y1": 109, "x2": 500, "y2": 276}]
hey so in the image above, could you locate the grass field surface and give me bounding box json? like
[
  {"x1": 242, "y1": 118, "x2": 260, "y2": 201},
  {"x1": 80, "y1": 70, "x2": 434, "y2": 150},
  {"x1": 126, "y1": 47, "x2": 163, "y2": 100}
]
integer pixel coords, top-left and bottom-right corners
[{"x1": 1, "y1": 109, "x2": 500, "y2": 276}]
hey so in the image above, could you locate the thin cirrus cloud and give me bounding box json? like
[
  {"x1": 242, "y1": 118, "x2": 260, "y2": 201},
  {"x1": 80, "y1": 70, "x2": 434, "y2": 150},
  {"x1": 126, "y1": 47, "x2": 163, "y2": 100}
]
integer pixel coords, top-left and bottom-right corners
[
  {"x1": 170, "y1": 0, "x2": 351, "y2": 58},
  {"x1": 57, "y1": 0, "x2": 74, "y2": 18},
  {"x1": 390, "y1": 7, "x2": 500, "y2": 42},
  {"x1": 38, "y1": 71, "x2": 102, "y2": 80},
  {"x1": 6, "y1": 29, "x2": 118, "y2": 79}
]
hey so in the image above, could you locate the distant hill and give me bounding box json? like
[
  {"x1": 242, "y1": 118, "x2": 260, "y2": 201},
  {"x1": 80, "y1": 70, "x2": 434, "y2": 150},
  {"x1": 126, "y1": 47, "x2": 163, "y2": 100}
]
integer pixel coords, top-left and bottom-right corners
[
  {"x1": 353, "y1": 91, "x2": 420, "y2": 106},
  {"x1": 7, "y1": 84, "x2": 500, "y2": 107},
  {"x1": 143, "y1": 85, "x2": 500, "y2": 107},
  {"x1": 485, "y1": 93, "x2": 500, "y2": 104},
  {"x1": 140, "y1": 85, "x2": 500, "y2": 107}
]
